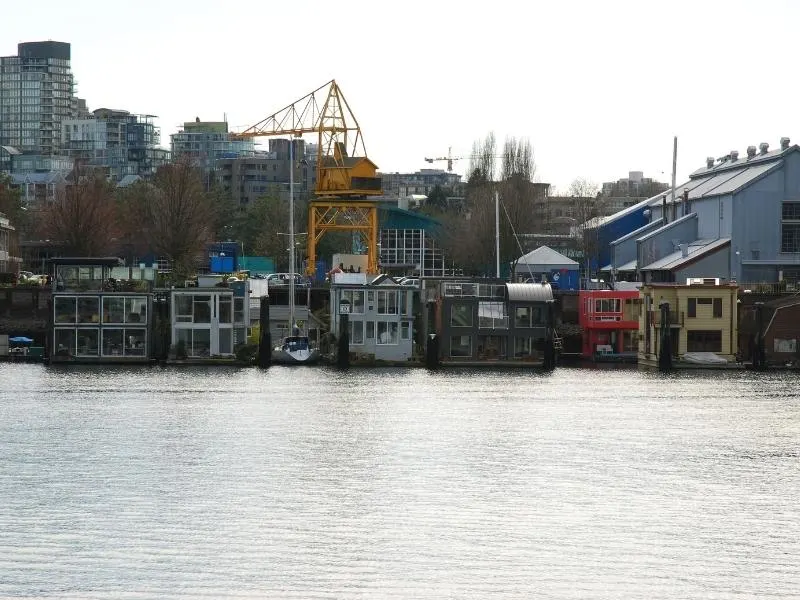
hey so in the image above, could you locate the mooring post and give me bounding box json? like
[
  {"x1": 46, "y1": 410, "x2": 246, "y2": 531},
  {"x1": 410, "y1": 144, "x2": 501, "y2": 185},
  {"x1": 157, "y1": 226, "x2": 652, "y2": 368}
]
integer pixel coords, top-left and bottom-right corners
[
  {"x1": 337, "y1": 313, "x2": 350, "y2": 368},
  {"x1": 658, "y1": 300, "x2": 672, "y2": 372},
  {"x1": 258, "y1": 295, "x2": 271, "y2": 368}
]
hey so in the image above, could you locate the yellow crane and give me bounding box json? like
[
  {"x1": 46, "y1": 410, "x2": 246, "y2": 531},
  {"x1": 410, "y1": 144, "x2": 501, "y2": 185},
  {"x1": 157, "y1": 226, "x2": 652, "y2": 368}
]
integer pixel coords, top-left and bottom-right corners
[{"x1": 232, "y1": 80, "x2": 382, "y2": 275}]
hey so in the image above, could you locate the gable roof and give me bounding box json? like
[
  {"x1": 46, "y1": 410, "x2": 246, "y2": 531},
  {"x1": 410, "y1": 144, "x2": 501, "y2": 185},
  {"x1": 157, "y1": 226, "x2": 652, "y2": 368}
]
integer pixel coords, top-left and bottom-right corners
[
  {"x1": 639, "y1": 238, "x2": 730, "y2": 272},
  {"x1": 517, "y1": 245, "x2": 578, "y2": 268}
]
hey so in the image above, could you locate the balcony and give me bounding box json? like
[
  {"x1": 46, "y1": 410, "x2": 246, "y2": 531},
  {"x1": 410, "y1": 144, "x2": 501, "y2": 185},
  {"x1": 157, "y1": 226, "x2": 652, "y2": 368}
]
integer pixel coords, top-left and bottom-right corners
[{"x1": 652, "y1": 310, "x2": 683, "y2": 327}]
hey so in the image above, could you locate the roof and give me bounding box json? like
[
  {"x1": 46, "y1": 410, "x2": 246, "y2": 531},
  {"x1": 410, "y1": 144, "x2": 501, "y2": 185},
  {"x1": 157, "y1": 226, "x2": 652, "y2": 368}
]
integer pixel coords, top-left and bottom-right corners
[
  {"x1": 690, "y1": 144, "x2": 797, "y2": 177},
  {"x1": 610, "y1": 218, "x2": 664, "y2": 246},
  {"x1": 1, "y1": 145, "x2": 21, "y2": 155},
  {"x1": 639, "y1": 238, "x2": 730, "y2": 272},
  {"x1": 48, "y1": 257, "x2": 124, "y2": 267},
  {"x1": 506, "y1": 282, "x2": 554, "y2": 302},
  {"x1": 117, "y1": 174, "x2": 142, "y2": 188},
  {"x1": 599, "y1": 258, "x2": 638, "y2": 273},
  {"x1": 516, "y1": 245, "x2": 578, "y2": 268},
  {"x1": 10, "y1": 172, "x2": 68, "y2": 185}
]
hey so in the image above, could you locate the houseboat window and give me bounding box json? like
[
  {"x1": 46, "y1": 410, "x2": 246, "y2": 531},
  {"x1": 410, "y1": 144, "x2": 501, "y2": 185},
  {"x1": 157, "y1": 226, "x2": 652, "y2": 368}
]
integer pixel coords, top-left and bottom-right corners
[
  {"x1": 367, "y1": 291, "x2": 374, "y2": 305},
  {"x1": 399, "y1": 291, "x2": 408, "y2": 316},
  {"x1": 531, "y1": 306, "x2": 544, "y2": 325},
  {"x1": 514, "y1": 336, "x2": 533, "y2": 358},
  {"x1": 234, "y1": 298, "x2": 245, "y2": 323},
  {"x1": 175, "y1": 329, "x2": 192, "y2": 354},
  {"x1": 175, "y1": 295, "x2": 193, "y2": 322},
  {"x1": 54, "y1": 296, "x2": 77, "y2": 323},
  {"x1": 125, "y1": 297, "x2": 147, "y2": 323},
  {"x1": 401, "y1": 321, "x2": 410, "y2": 340},
  {"x1": 377, "y1": 322, "x2": 398, "y2": 345},
  {"x1": 191, "y1": 328, "x2": 211, "y2": 357},
  {"x1": 366, "y1": 321, "x2": 375, "y2": 340},
  {"x1": 77, "y1": 297, "x2": 100, "y2": 323},
  {"x1": 102, "y1": 329, "x2": 124, "y2": 356},
  {"x1": 377, "y1": 291, "x2": 398, "y2": 315},
  {"x1": 594, "y1": 298, "x2": 620, "y2": 312},
  {"x1": 350, "y1": 320, "x2": 364, "y2": 345},
  {"x1": 54, "y1": 328, "x2": 76, "y2": 356},
  {"x1": 193, "y1": 296, "x2": 211, "y2": 324},
  {"x1": 450, "y1": 303, "x2": 473, "y2": 327},
  {"x1": 341, "y1": 290, "x2": 365, "y2": 314},
  {"x1": 713, "y1": 298, "x2": 723, "y2": 318},
  {"x1": 103, "y1": 297, "x2": 125, "y2": 323},
  {"x1": 622, "y1": 330, "x2": 638, "y2": 353},
  {"x1": 450, "y1": 335, "x2": 471, "y2": 357},
  {"x1": 697, "y1": 298, "x2": 712, "y2": 305},
  {"x1": 478, "y1": 301, "x2": 508, "y2": 329},
  {"x1": 687, "y1": 298, "x2": 697, "y2": 318},
  {"x1": 219, "y1": 329, "x2": 233, "y2": 355},
  {"x1": 687, "y1": 330, "x2": 722, "y2": 353},
  {"x1": 125, "y1": 329, "x2": 147, "y2": 356},
  {"x1": 76, "y1": 328, "x2": 99, "y2": 356},
  {"x1": 219, "y1": 296, "x2": 232, "y2": 323},
  {"x1": 515, "y1": 307, "x2": 531, "y2": 328}
]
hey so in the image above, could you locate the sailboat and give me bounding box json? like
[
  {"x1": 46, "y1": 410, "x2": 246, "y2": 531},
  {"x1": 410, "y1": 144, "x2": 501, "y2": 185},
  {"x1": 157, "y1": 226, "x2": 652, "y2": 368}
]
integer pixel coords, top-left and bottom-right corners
[{"x1": 271, "y1": 138, "x2": 320, "y2": 365}]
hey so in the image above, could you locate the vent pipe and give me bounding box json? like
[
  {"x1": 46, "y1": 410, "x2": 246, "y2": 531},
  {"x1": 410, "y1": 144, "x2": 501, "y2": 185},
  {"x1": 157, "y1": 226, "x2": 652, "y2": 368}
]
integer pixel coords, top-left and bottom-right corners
[
  {"x1": 747, "y1": 145, "x2": 757, "y2": 159},
  {"x1": 730, "y1": 150, "x2": 739, "y2": 161},
  {"x1": 759, "y1": 142, "x2": 769, "y2": 155},
  {"x1": 781, "y1": 137, "x2": 791, "y2": 151},
  {"x1": 706, "y1": 156, "x2": 715, "y2": 169}
]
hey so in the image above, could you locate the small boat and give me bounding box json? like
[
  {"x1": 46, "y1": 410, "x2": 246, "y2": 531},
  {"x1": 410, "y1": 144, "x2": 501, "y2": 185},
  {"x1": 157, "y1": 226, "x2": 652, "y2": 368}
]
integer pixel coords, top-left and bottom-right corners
[{"x1": 272, "y1": 330, "x2": 320, "y2": 365}]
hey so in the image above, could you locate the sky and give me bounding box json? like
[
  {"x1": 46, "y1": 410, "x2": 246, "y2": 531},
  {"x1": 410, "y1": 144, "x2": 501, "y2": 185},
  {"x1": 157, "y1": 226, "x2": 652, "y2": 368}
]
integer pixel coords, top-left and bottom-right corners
[{"x1": 3, "y1": 0, "x2": 798, "y2": 192}]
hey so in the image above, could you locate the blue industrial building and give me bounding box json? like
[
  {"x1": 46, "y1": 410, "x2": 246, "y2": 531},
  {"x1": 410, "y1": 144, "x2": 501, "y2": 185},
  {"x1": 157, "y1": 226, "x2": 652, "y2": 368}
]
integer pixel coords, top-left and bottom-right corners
[{"x1": 596, "y1": 137, "x2": 800, "y2": 286}]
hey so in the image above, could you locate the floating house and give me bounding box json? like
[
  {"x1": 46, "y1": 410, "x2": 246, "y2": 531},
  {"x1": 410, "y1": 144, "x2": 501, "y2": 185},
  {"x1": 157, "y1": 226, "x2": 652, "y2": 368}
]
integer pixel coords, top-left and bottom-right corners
[
  {"x1": 638, "y1": 281, "x2": 739, "y2": 368},
  {"x1": 434, "y1": 281, "x2": 555, "y2": 366},
  {"x1": 579, "y1": 288, "x2": 640, "y2": 361},
  {"x1": 330, "y1": 272, "x2": 415, "y2": 363},
  {"x1": 49, "y1": 257, "x2": 154, "y2": 363}
]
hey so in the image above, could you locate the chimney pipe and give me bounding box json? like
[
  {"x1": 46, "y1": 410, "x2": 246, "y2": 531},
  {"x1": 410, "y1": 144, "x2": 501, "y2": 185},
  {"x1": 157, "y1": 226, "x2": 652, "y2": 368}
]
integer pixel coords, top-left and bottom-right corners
[
  {"x1": 759, "y1": 142, "x2": 769, "y2": 155},
  {"x1": 747, "y1": 145, "x2": 757, "y2": 159},
  {"x1": 706, "y1": 157, "x2": 715, "y2": 169},
  {"x1": 662, "y1": 195, "x2": 668, "y2": 224},
  {"x1": 730, "y1": 150, "x2": 739, "y2": 161},
  {"x1": 781, "y1": 137, "x2": 791, "y2": 151}
]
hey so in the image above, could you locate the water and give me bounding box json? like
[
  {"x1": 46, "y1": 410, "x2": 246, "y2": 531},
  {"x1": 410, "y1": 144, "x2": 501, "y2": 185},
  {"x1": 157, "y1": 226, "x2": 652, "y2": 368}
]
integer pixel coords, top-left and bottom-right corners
[{"x1": 0, "y1": 364, "x2": 798, "y2": 599}]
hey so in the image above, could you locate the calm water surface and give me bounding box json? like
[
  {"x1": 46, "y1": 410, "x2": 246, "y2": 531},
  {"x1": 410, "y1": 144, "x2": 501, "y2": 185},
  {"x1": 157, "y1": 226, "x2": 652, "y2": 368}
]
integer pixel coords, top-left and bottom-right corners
[{"x1": 0, "y1": 364, "x2": 798, "y2": 599}]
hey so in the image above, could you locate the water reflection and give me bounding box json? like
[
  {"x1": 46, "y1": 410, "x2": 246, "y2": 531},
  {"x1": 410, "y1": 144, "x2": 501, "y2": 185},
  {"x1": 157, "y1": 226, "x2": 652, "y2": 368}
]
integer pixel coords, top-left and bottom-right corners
[{"x1": 0, "y1": 364, "x2": 798, "y2": 598}]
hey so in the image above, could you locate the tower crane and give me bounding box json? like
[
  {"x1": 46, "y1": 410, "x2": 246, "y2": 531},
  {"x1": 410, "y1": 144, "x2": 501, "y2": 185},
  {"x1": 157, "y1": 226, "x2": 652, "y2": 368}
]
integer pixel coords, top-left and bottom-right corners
[
  {"x1": 232, "y1": 80, "x2": 382, "y2": 275},
  {"x1": 424, "y1": 147, "x2": 465, "y2": 172}
]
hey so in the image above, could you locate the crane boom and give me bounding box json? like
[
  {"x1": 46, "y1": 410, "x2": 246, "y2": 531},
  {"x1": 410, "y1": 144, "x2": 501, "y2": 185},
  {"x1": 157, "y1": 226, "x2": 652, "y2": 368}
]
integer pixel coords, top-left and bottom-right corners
[{"x1": 232, "y1": 80, "x2": 382, "y2": 276}]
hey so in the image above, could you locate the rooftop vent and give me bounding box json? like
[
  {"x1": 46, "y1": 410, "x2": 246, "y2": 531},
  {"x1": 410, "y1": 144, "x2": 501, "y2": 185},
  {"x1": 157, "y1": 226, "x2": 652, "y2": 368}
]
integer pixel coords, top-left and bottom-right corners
[
  {"x1": 730, "y1": 150, "x2": 739, "y2": 161},
  {"x1": 781, "y1": 137, "x2": 791, "y2": 151},
  {"x1": 759, "y1": 142, "x2": 770, "y2": 155},
  {"x1": 706, "y1": 156, "x2": 715, "y2": 168},
  {"x1": 747, "y1": 145, "x2": 757, "y2": 159}
]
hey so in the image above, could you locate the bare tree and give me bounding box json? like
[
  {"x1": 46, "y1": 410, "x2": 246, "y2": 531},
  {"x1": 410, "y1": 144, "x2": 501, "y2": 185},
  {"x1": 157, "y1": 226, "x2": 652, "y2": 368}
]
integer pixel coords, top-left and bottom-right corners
[
  {"x1": 43, "y1": 172, "x2": 118, "y2": 256},
  {"x1": 568, "y1": 177, "x2": 601, "y2": 284},
  {"x1": 121, "y1": 160, "x2": 215, "y2": 279}
]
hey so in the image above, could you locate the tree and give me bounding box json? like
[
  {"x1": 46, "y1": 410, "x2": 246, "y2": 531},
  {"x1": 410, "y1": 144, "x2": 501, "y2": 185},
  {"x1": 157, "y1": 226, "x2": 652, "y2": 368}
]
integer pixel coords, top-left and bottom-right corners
[
  {"x1": 120, "y1": 160, "x2": 215, "y2": 279},
  {"x1": 568, "y1": 177, "x2": 601, "y2": 283},
  {"x1": 42, "y1": 171, "x2": 118, "y2": 256}
]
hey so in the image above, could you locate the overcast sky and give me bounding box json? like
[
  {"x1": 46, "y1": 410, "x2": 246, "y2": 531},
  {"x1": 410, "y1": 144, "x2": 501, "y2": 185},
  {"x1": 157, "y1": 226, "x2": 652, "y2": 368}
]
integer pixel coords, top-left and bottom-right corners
[{"x1": 3, "y1": 0, "x2": 797, "y2": 191}]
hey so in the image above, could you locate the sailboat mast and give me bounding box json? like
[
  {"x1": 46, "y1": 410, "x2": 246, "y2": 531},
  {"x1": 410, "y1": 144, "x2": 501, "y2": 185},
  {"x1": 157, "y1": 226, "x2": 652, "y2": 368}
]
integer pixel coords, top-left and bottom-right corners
[
  {"x1": 495, "y1": 190, "x2": 500, "y2": 278},
  {"x1": 289, "y1": 138, "x2": 295, "y2": 330}
]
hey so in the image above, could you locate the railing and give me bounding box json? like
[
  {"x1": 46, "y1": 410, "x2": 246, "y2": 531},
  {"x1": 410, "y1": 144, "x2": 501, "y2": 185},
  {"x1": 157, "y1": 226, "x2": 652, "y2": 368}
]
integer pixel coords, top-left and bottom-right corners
[{"x1": 652, "y1": 310, "x2": 683, "y2": 327}]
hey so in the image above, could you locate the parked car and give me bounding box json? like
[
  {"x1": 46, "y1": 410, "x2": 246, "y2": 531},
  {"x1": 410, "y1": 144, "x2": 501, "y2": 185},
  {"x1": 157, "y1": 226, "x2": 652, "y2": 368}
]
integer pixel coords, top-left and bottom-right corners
[
  {"x1": 400, "y1": 278, "x2": 420, "y2": 287},
  {"x1": 265, "y1": 273, "x2": 310, "y2": 287}
]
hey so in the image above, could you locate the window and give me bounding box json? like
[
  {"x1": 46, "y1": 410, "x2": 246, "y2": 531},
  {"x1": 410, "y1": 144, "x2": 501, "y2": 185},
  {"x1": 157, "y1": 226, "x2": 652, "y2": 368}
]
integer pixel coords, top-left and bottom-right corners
[
  {"x1": 76, "y1": 328, "x2": 99, "y2": 356},
  {"x1": 713, "y1": 297, "x2": 722, "y2": 318},
  {"x1": 594, "y1": 298, "x2": 620, "y2": 313},
  {"x1": 341, "y1": 290, "x2": 365, "y2": 314},
  {"x1": 687, "y1": 330, "x2": 722, "y2": 352},
  {"x1": 687, "y1": 298, "x2": 696, "y2": 318},
  {"x1": 54, "y1": 328, "x2": 76, "y2": 356},
  {"x1": 401, "y1": 321, "x2": 410, "y2": 340},
  {"x1": 515, "y1": 306, "x2": 530, "y2": 328},
  {"x1": 125, "y1": 297, "x2": 147, "y2": 323},
  {"x1": 349, "y1": 320, "x2": 364, "y2": 345},
  {"x1": 175, "y1": 295, "x2": 193, "y2": 322},
  {"x1": 102, "y1": 329, "x2": 124, "y2": 356},
  {"x1": 514, "y1": 336, "x2": 533, "y2": 358},
  {"x1": 377, "y1": 290, "x2": 398, "y2": 315},
  {"x1": 781, "y1": 202, "x2": 800, "y2": 252},
  {"x1": 103, "y1": 297, "x2": 125, "y2": 323},
  {"x1": 478, "y1": 301, "x2": 508, "y2": 329},
  {"x1": 193, "y1": 296, "x2": 211, "y2": 323},
  {"x1": 234, "y1": 298, "x2": 245, "y2": 323},
  {"x1": 377, "y1": 322, "x2": 399, "y2": 345},
  {"x1": 54, "y1": 296, "x2": 76, "y2": 323},
  {"x1": 219, "y1": 297, "x2": 232, "y2": 323},
  {"x1": 450, "y1": 303, "x2": 473, "y2": 327},
  {"x1": 77, "y1": 297, "x2": 100, "y2": 323},
  {"x1": 450, "y1": 335, "x2": 472, "y2": 357}
]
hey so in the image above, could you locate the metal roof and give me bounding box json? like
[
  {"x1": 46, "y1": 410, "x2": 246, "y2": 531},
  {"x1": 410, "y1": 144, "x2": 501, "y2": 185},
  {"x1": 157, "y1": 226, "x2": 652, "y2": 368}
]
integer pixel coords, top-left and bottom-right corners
[
  {"x1": 516, "y1": 245, "x2": 578, "y2": 267},
  {"x1": 639, "y1": 238, "x2": 730, "y2": 272},
  {"x1": 505, "y1": 282, "x2": 553, "y2": 302}
]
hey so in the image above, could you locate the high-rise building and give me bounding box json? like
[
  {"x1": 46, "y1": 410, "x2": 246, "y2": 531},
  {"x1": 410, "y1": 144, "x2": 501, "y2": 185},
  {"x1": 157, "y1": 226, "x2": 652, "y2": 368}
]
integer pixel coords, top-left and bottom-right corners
[
  {"x1": 0, "y1": 41, "x2": 87, "y2": 156},
  {"x1": 170, "y1": 119, "x2": 255, "y2": 174},
  {"x1": 62, "y1": 108, "x2": 170, "y2": 182}
]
